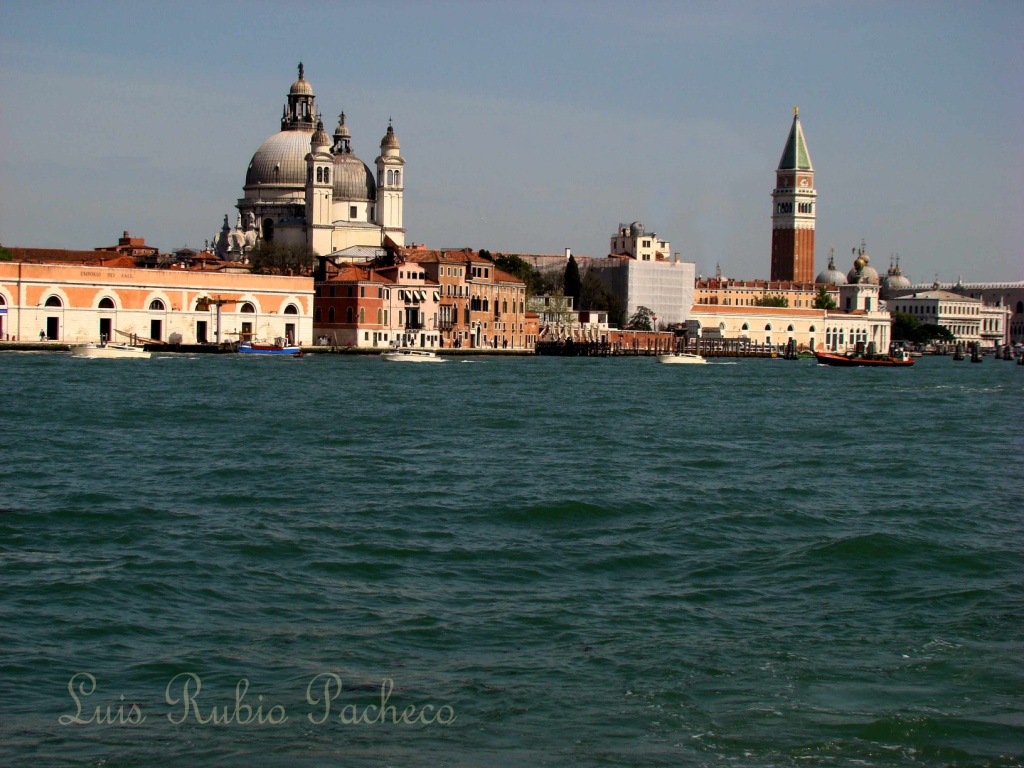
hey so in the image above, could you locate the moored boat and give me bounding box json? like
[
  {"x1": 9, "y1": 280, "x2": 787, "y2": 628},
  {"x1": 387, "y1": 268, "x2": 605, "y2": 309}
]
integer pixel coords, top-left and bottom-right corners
[
  {"x1": 814, "y1": 350, "x2": 914, "y2": 367},
  {"x1": 70, "y1": 343, "x2": 152, "y2": 359},
  {"x1": 238, "y1": 338, "x2": 301, "y2": 355},
  {"x1": 381, "y1": 347, "x2": 444, "y2": 362},
  {"x1": 657, "y1": 352, "x2": 707, "y2": 365}
]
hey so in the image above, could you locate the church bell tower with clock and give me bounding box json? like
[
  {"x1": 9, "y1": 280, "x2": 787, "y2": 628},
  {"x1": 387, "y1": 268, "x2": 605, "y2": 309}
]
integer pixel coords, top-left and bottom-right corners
[{"x1": 770, "y1": 107, "x2": 816, "y2": 282}]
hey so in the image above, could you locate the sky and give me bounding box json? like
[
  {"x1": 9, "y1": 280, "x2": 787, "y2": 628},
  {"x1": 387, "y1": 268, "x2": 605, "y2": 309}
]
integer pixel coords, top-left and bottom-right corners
[{"x1": 1, "y1": 1, "x2": 1021, "y2": 283}]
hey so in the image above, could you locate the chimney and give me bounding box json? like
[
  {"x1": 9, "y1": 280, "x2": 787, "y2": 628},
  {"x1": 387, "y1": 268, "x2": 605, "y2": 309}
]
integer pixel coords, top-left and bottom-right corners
[{"x1": 565, "y1": 247, "x2": 572, "y2": 260}]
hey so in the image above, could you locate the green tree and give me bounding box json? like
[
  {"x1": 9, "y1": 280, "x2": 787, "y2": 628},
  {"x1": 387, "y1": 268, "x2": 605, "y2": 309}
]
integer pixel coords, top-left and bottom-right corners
[
  {"x1": 494, "y1": 254, "x2": 544, "y2": 296},
  {"x1": 891, "y1": 312, "x2": 919, "y2": 341},
  {"x1": 564, "y1": 255, "x2": 582, "y2": 308},
  {"x1": 626, "y1": 305, "x2": 655, "y2": 331},
  {"x1": 755, "y1": 294, "x2": 789, "y2": 307},
  {"x1": 917, "y1": 323, "x2": 955, "y2": 344},
  {"x1": 478, "y1": 249, "x2": 492, "y2": 262},
  {"x1": 0, "y1": 246, "x2": 14, "y2": 262},
  {"x1": 812, "y1": 285, "x2": 837, "y2": 309},
  {"x1": 249, "y1": 241, "x2": 316, "y2": 275}
]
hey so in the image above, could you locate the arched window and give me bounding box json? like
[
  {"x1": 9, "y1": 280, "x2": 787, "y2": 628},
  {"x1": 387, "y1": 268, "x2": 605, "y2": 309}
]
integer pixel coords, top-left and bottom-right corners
[
  {"x1": 741, "y1": 323, "x2": 749, "y2": 331},
  {"x1": 315, "y1": 307, "x2": 322, "y2": 322},
  {"x1": 262, "y1": 219, "x2": 274, "y2": 242},
  {"x1": 240, "y1": 302, "x2": 255, "y2": 313},
  {"x1": 502, "y1": 300, "x2": 508, "y2": 314},
  {"x1": 394, "y1": 170, "x2": 400, "y2": 186},
  {"x1": 809, "y1": 325, "x2": 816, "y2": 332},
  {"x1": 377, "y1": 308, "x2": 383, "y2": 324},
  {"x1": 359, "y1": 307, "x2": 365, "y2": 324},
  {"x1": 45, "y1": 296, "x2": 63, "y2": 307},
  {"x1": 323, "y1": 167, "x2": 329, "y2": 184},
  {"x1": 284, "y1": 304, "x2": 298, "y2": 315},
  {"x1": 98, "y1": 297, "x2": 115, "y2": 309},
  {"x1": 329, "y1": 307, "x2": 336, "y2": 323},
  {"x1": 149, "y1": 299, "x2": 165, "y2": 311},
  {"x1": 787, "y1": 324, "x2": 794, "y2": 332},
  {"x1": 387, "y1": 170, "x2": 393, "y2": 185},
  {"x1": 0, "y1": 295, "x2": 5, "y2": 306},
  {"x1": 316, "y1": 167, "x2": 323, "y2": 183},
  {"x1": 345, "y1": 307, "x2": 352, "y2": 323},
  {"x1": 1017, "y1": 301, "x2": 1024, "y2": 314},
  {"x1": 764, "y1": 323, "x2": 772, "y2": 331}
]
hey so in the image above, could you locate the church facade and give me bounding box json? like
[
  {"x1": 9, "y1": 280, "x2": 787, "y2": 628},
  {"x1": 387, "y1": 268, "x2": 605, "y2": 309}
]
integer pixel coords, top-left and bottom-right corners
[{"x1": 216, "y1": 64, "x2": 405, "y2": 260}]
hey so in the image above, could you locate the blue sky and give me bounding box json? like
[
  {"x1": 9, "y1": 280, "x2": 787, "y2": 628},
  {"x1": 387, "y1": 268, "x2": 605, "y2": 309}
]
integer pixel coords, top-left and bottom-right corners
[{"x1": 1, "y1": 1, "x2": 1021, "y2": 282}]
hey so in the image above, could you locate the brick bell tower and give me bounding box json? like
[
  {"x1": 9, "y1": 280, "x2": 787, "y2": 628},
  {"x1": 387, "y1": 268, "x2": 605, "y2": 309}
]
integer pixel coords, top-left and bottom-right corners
[{"x1": 770, "y1": 107, "x2": 816, "y2": 282}]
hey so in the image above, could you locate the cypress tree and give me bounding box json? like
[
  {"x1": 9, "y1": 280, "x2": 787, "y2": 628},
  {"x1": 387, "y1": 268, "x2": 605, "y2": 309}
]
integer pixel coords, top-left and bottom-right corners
[{"x1": 564, "y1": 255, "x2": 582, "y2": 308}]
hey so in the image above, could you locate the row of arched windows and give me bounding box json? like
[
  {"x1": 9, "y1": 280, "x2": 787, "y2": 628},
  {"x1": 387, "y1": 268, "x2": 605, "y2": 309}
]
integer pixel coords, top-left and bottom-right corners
[{"x1": 39, "y1": 296, "x2": 297, "y2": 314}]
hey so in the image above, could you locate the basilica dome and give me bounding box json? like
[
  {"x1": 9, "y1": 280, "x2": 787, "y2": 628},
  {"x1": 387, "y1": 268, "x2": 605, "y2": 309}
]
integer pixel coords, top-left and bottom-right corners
[
  {"x1": 245, "y1": 130, "x2": 315, "y2": 189},
  {"x1": 333, "y1": 153, "x2": 376, "y2": 201},
  {"x1": 847, "y1": 253, "x2": 880, "y2": 285},
  {"x1": 815, "y1": 254, "x2": 847, "y2": 285}
]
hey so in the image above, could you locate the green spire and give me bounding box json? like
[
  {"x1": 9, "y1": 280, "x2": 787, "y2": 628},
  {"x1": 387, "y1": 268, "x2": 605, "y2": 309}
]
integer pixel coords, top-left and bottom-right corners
[{"x1": 778, "y1": 106, "x2": 813, "y2": 171}]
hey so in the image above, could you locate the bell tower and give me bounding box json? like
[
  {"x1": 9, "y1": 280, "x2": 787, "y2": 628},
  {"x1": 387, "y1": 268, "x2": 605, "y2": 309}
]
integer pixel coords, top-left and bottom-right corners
[
  {"x1": 375, "y1": 121, "x2": 405, "y2": 246},
  {"x1": 306, "y1": 117, "x2": 334, "y2": 256},
  {"x1": 770, "y1": 107, "x2": 816, "y2": 282}
]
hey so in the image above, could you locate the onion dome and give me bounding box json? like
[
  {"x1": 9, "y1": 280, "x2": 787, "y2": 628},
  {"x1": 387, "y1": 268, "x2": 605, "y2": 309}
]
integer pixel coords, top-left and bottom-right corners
[
  {"x1": 332, "y1": 112, "x2": 354, "y2": 157},
  {"x1": 311, "y1": 118, "x2": 331, "y2": 151},
  {"x1": 290, "y1": 62, "x2": 314, "y2": 96},
  {"x1": 815, "y1": 252, "x2": 847, "y2": 285},
  {"x1": 847, "y1": 248, "x2": 879, "y2": 285},
  {"x1": 881, "y1": 256, "x2": 911, "y2": 297},
  {"x1": 332, "y1": 153, "x2": 376, "y2": 201},
  {"x1": 380, "y1": 122, "x2": 400, "y2": 153}
]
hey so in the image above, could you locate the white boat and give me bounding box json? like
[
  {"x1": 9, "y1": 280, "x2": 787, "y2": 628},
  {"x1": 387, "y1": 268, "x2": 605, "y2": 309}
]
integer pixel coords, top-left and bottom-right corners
[
  {"x1": 70, "y1": 343, "x2": 152, "y2": 359},
  {"x1": 381, "y1": 348, "x2": 445, "y2": 363},
  {"x1": 657, "y1": 352, "x2": 707, "y2": 365}
]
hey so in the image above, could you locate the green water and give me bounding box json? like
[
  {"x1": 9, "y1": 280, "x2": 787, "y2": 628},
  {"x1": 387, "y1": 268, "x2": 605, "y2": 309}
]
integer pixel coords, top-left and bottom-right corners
[{"x1": 1, "y1": 352, "x2": 1022, "y2": 766}]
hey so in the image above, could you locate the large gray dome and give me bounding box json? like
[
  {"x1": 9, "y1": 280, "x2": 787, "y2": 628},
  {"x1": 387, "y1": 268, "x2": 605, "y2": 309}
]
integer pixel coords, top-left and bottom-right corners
[
  {"x1": 333, "y1": 153, "x2": 376, "y2": 201},
  {"x1": 245, "y1": 130, "x2": 314, "y2": 189}
]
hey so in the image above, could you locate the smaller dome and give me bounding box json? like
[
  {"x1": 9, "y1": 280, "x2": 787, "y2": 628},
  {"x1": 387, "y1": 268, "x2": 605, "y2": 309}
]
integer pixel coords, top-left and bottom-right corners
[
  {"x1": 630, "y1": 221, "x2": 644, "y2": 236},
  {"x1": 381, "y1": 123, "x2": 400, "y2": 150},
  {"x1": 334, "y1": 112, "x2": 351, "y2": 140},
  {"x1": 290, "y1": 62, "x2": 314, "y2": 95},
  {"x1": 815, "y1": 254, "x2": 847, "y2": 285},
  {"x1": 333, "y1": 154, "x2": 376, "y2": 201},
  {"x1": 311, "y1": 119, "x2": 331, "y2": 149}
]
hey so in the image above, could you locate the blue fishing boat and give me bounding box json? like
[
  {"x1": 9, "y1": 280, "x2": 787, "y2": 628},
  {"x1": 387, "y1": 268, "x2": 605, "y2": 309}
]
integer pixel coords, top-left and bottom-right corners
[{"x1": 238, "y1": 338, "x2": 301, "y2": 356}]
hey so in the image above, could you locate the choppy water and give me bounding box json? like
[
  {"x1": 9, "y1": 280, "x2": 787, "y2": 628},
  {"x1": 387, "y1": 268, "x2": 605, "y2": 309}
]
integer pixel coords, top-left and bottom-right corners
[{"x1": 1, "y1": 351, "x2": 1022, "y2": 767}]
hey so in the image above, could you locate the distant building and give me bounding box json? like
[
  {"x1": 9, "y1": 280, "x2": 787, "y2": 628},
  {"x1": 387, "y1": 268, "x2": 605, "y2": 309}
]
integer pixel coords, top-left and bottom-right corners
[
  {"x1": 901, "y1": 279, "x2": 1023, "y2": 345},
  {"x1": 95, "y1": 231, "x2": 159, "y2": 259},
  {"x1": 220, "y1": 64, "x2": 405, "y2": 261},
  {"x1": 313, "y1": 246, "x2": 536, "y2": 350},
  {"x1": 586, "y1": 222, "x2": 694, "y2": 328},
  {"x1": 887, "y1": 288, "x2": 1008, "y2": 347},
  {"x1": 692, "y1": 252, "x2": 891, "y2": 353},
  {"x1": 610, "y1": 222, "x2": 671, "y2": 262},
  {"x1": 770, "y1": 108, "x2": 817, "y2": 283},
  {"x1": 0, "y1": 245, "x2": 312, "y2": 345}
]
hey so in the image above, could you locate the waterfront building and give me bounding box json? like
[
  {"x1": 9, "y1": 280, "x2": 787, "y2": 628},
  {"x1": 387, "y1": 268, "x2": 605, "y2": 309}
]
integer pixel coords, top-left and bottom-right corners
[
  {"x1": 691, "y1": 252, "x2": 891, "y2": 353},
  {"x1": 770, "y1": 108, "x2": 817, "y2": 283},
  {"x1": 589, "y1": 225, "x2": 695, "y2": 328},
  {"x1": 887, "y1": 288, "x2": 1000, "y2": 347},
  {"x1": 0, "y1": 246, "x2": 313, "y2": 345},
  {"x1": 313, "y1": 246, "x2": 536, "y2": 350},
  {"x1": 695, "y1": 273, "x2": 826, "y2": 309},
  {"x1": 902, "y1": 279, "x2": 1023, "y2": 345},
  {"x1": 222, "y1": 64, "x2": 405, "y2": 260}
]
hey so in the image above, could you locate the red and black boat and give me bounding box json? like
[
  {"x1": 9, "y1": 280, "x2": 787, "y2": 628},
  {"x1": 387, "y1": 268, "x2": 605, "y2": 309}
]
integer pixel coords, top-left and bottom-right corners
[{"x1": 814, "y1": 350, "x2": 914, "y2": 367}]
